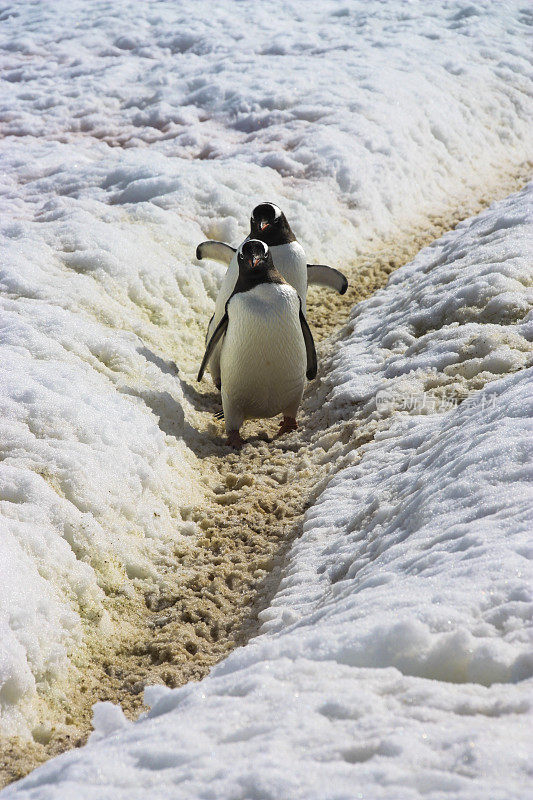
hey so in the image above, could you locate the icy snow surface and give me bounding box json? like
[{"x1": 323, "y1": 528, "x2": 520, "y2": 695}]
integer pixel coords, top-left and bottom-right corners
[
  {"x1": 4, "y1": 186, "x2": 533, "y2": 799},
  {"x1": 0, "y1": 0, "x2": 532, "y2": 784}
]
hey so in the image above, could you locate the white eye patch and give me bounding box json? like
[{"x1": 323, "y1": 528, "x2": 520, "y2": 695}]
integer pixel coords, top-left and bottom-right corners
[
  {"x1": 251, "y1": 202, "x2": 282, "y2": 222},
  {"x1": 238, "y1": 239, "x2": 269, "y2": 259}
]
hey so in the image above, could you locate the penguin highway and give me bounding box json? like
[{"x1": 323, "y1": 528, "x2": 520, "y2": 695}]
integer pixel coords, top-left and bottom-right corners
[
  {"x1": 196, "y1": 202, "x2": 347, "y2": 388},
  {"x1": 197, "y1": 240, "x2": 317, "y2": 448}
]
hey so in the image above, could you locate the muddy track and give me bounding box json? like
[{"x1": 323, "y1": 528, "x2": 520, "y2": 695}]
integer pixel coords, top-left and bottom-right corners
[{"x1": 1, "y1": 162, "x2": 531, "y2": 788}]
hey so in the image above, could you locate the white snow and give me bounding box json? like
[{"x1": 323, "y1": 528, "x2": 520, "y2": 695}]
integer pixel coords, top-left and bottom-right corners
[
  {"x1": 1, "y1": 0, "x2": 532, "y2": 791},
  {"x1": 1, "y1": 0, "x2": 531, "y2": 263},
  {"x1": 4, "y1": 186, "x2": 532, "y2": 800},
  {"x1": 311, "y1": 182, "x2": 533, "y2": 433}
]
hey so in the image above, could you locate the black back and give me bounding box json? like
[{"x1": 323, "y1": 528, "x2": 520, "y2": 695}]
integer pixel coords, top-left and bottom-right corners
[{"x1": 249, "y1": 202, "x2": 296, "y2": 247}]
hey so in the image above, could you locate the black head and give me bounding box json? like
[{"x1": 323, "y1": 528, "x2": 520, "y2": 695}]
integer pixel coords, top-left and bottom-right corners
[
  {"x1": 234, "y1": 239, "x2": 284, "y2": 293},
  {"x1": 237, "y1": 239, "x2": 272, "y2": 275},
  {"x1": 249, "y1": 202, "x2": 296, "y2": 247}
]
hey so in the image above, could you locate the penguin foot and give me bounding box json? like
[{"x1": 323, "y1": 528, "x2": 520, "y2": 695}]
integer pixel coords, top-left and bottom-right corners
[
  {"x1": 275, "y1": 416, "x2": 298, "y2": 438},
  {"x1": 226, "y1": 430, "x2": 244, "y2": 449}
]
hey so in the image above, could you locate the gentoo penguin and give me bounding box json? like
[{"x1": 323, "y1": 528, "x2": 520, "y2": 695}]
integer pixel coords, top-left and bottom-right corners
[
  {"x1": 198, "y1": 202, "x2": 346, "y2": 388},
  {"x1": 197, "y1": 240, "x2": 316, "y2": 448}
]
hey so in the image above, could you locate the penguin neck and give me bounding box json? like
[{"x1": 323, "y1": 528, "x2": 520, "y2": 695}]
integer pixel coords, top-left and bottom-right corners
[
  {"x1": 233, "y1": 266, "x2": 286, "y2": 295},
  {"x1": 250, "y1": 217, "x2": 296, "y2": 247}
]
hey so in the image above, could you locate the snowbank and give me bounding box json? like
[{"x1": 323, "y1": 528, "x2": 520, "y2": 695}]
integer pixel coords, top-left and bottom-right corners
[
  {"x1": 1, "y1": 0, "x2": 531, "y2": 263},
  {"x1": 0, "y1": 214, "x2": 206, "y2": 736},
  {"x1": 312, "y1": 182, "x2": 533, "y2": 430},
  {"x1": 5, "y1": 184, "x2": 532, "y2": 800}
]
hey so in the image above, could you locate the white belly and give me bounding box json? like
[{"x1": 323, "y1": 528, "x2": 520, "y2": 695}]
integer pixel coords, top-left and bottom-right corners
[
  {"x1": 269, "y1": 241, "x2": 307, "y2": 314},
  {"x1": 207, "y1": 241, "x2": 307, "y2": 385},
  {"x1": 220, "y1": 284, "x2": 306, "y2": 427}
]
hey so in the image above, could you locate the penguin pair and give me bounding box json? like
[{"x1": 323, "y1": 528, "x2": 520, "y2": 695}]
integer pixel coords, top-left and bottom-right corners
[
  {"x1": 198, "y1": 239, "x2": 316, "y2": 448},
  {"x1": 196, "y1": 203, "x2": 348, "y2": 447}
]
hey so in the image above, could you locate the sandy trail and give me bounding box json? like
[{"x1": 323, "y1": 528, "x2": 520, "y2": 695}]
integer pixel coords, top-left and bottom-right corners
[{"x1": 1, "y1": 162, "x2": 531, "y2": 787}]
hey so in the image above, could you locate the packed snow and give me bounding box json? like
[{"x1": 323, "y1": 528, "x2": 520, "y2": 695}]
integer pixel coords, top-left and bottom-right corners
[
  {"x1": 4, "y1": 187, "x2": 532, "y2": 800},
  {"x1": 1, "y1": 0, "x2": 532, "y2": 792}
]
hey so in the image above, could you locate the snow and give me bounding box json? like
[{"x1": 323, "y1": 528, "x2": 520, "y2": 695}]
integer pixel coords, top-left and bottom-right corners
[
  {"x1": 313, "y1": 183, "x2": 533, "y2": 431},
  {"x1": 1, "y1": 159, "x2": 214, "y2": 736},
  {"x1": 1, "y1": 0, "x2": 532, "y2": 791},
  {"x1": 1, "y1": 0, "x2": 531, "y2": 262},
  {"x1": 4, "y1": 189, "x2": 532, "y2": 799}
]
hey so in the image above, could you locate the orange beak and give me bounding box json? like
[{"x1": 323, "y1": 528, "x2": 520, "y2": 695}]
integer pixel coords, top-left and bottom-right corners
[{"x1": 259, "y1": 220, "x2": 269, "y2": 231}]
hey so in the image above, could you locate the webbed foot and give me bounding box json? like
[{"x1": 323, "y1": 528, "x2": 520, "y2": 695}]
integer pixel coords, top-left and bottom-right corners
[
  {"x1": 226, "y1": 430, "x2": 244, "y2": 449},
  {"x1": 275, "y1": 416, "x2": 298, "y2": 438}
]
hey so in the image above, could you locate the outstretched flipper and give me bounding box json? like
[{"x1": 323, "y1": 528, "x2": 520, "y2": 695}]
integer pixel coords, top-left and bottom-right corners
[
  {"x1": 299, "y1": 305, "x2": 317, "y2": 380},
  {"x1": 196, "y1": 241, "x2": 236, "y2": 265},
  {"x1": 198, "y1": 313, "x2": 229, "y2": 382},
  {"x1": 307, "y1": 264, "x2": 348, "y2": 295}
]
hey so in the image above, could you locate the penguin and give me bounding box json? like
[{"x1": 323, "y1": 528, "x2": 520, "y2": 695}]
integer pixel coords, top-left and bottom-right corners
[
  {"x1": 197, "y1": 239, "x2": 316, "y2": 448},
  {"x1": 198, "y1": 202, "x2": 346, "y2": 388}
]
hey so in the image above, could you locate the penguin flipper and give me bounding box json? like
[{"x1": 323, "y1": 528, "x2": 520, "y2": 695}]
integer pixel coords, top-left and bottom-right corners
[
  {"x1": 196, "y1": 241, "x2": 236, "y2": 265},
  {"x1": 198, "y1": 313, "x2": 229, "y2": 382},
  {"x1": 307, "y1": 264, "x2": 348, "y2": 295},
  {"x1": 299, "y1": 305, "x2": 317, "y2": 380}
]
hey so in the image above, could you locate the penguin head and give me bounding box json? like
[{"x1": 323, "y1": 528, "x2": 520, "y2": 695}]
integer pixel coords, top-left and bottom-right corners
[
  {"x1": 250, "y1": 202, "x2": 296, "y2": 246},
  {"x1": 234, "y1": 240, "x2": 285, "y2": 293},
  {"x1": 237, "y1": 239, "x2": 272, "y2": 274}
]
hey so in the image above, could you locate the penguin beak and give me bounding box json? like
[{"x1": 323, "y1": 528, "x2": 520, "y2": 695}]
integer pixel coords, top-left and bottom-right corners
[
  {"x1": 252, "y1": 255, "x2": 261, "y2": 267},
  {"x1": 259, "y1": 220, "x2": 269, "y2": 231}
]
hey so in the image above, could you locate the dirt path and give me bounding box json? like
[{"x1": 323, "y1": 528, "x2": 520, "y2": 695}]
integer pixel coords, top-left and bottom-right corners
[{"x1": 1, "y1": 162, "x2": 530, "y2": 788}]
